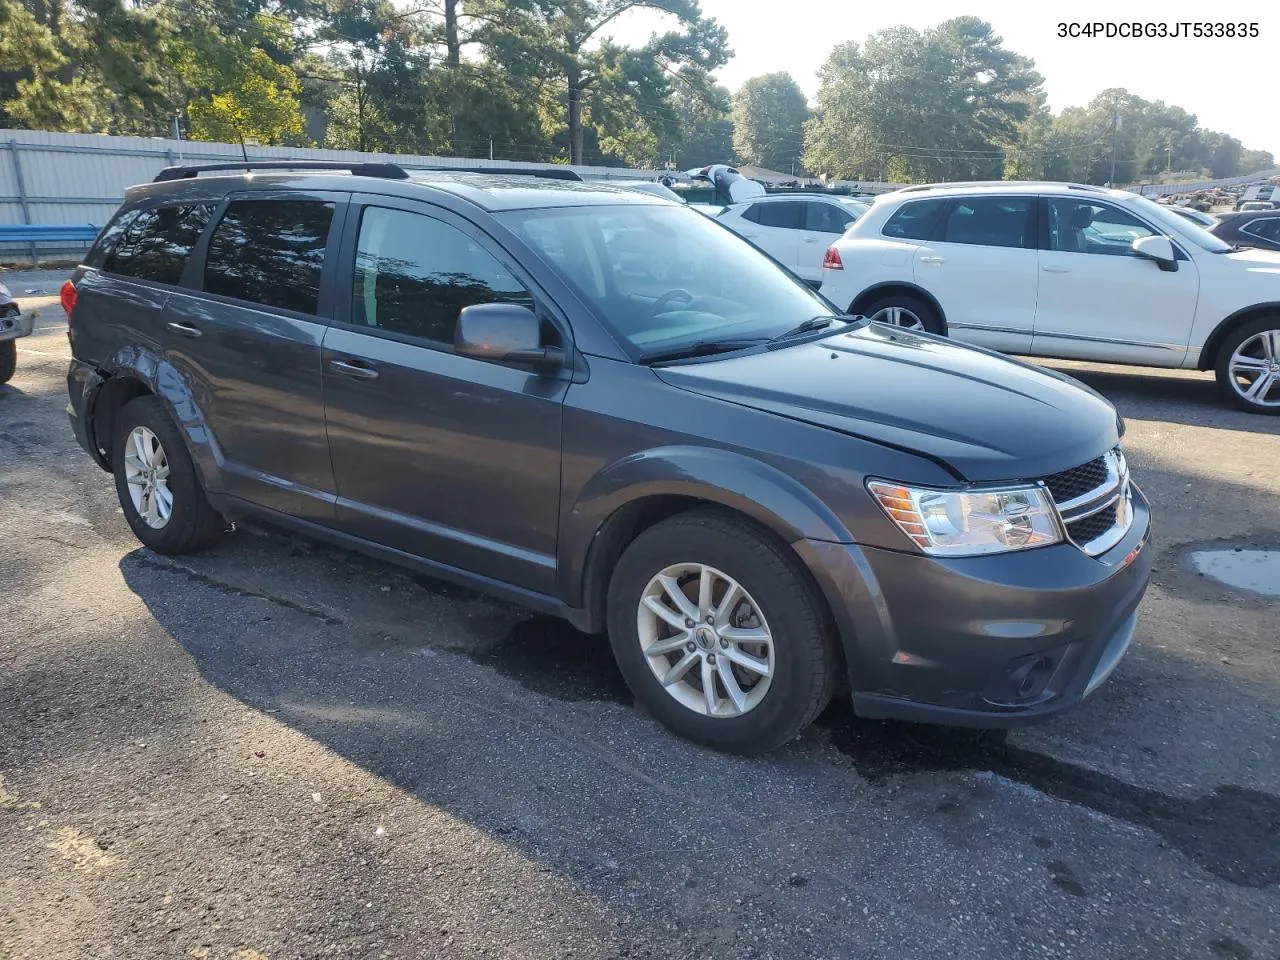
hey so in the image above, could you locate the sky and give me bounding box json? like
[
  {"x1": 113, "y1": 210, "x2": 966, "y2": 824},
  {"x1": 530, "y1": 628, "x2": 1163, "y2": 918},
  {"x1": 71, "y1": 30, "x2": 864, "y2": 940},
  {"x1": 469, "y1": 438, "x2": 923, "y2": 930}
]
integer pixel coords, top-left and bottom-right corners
[{"x1": 610, "y1": 1, "x2": 1280, "y2": 158}]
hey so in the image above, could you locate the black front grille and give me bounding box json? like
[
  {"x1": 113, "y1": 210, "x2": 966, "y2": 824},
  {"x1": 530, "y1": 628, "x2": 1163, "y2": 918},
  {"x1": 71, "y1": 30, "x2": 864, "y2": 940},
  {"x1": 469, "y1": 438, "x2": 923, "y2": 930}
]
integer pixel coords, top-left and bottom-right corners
[
  {"x1": 1066, "y1": 503, "x2": 1118, "y2": 546},
  {"x1": 1042, "y1": 456, "x2": 1108, "y2": 504}
]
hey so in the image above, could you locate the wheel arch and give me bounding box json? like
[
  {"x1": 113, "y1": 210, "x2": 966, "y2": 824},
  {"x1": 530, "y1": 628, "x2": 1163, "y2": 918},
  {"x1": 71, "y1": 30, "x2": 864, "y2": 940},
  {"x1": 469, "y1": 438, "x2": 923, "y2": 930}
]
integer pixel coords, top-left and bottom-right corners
[
  {"x1": 1196, "y1": 302, "x2": 1280, "y2": 370},
  {"x1": 560, "y1": 447, "x2": 855, "y2": 635},
  {"x1": 848, "y1": 282, "x2": 948, "y2": 331},
  {"x1": 90, "y1": 349, "x2": 223, "y2": 492}
]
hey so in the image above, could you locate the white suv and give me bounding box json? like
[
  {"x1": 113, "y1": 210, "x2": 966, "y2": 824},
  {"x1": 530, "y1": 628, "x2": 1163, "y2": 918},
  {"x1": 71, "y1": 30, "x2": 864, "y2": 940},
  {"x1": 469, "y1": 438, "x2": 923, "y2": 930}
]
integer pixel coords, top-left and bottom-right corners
[
  {"x1": 717, "y1": 194, "x2": 870, "y2": 285},
  {"x1": 819, "y1": 182, "x2": 1280, "y2": 414}
]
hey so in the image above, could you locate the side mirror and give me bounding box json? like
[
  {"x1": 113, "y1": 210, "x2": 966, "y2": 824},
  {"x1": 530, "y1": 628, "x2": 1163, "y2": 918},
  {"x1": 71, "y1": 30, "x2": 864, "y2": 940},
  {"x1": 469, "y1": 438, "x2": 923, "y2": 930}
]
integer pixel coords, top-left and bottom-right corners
[
  {"x1": 454, "y1": 302, "x2": 565, "y2": 371},
  {"x1": 1132, "y1": 235, "x2": 1178, "y2": 271}
]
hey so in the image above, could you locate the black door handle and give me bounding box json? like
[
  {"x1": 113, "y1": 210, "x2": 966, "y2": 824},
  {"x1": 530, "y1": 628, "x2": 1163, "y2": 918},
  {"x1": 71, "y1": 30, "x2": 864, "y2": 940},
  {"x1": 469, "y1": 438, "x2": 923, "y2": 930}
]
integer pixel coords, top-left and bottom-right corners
[
  {"x1": 165, "y1": 320, "x2": 203, "y2": 338},
  {"x1": 328, "y1": 358, "x2": 379, "y2": 380}
]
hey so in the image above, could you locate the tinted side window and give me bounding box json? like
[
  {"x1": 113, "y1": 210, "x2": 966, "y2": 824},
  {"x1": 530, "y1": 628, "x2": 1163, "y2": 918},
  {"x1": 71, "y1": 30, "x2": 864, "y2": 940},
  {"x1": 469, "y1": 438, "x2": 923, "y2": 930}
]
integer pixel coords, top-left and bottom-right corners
[
  {"x1": 804, "y1": 202, "x2": 854, "y2": 234},
  {"x1": 103, "y1": 204, "x2": 215, "y2": 284},
  {"x1": 882, "y1": 199, "x2": 947, "y2": 240},
  {"x1": 204, "y1": 200, "x2": 335, "y2": 314},
  {"x1": 87, "y1": 209, "x2": 141, "y2": 269},
  {"x1": 755, "y1": 202, "x2": 802, "y2": 229},
  {"x1": 740, "y1": 204, "x2": 762, "y2": 224},
  {"x1": 1242, "y1": 217, "x2": 1280, "y2": 242},
  {"x1": 1047, "y1": 199, "x2": 1154, "y2": 256},
  {"x1": 352, "y1": 206, "x2": 533, "y2": 345},
  {"x1": 940, "y1": 197, "x2": 1031, "y2": 249}
]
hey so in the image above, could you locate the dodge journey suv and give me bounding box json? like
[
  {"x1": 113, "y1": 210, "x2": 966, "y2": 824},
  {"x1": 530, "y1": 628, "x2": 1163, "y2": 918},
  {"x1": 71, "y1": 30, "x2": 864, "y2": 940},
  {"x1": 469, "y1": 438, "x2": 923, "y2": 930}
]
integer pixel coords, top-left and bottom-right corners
[{"x1": 64, "y1": 161, "x2": 1152, "y2": 753}]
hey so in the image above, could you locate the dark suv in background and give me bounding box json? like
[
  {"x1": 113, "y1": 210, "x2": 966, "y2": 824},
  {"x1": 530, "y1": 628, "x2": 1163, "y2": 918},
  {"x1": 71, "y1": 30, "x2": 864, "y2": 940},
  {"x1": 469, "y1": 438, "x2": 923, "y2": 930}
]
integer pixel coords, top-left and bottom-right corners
[{"x1": 64, "y1": 161, "x2": 1152, "y2": 753}]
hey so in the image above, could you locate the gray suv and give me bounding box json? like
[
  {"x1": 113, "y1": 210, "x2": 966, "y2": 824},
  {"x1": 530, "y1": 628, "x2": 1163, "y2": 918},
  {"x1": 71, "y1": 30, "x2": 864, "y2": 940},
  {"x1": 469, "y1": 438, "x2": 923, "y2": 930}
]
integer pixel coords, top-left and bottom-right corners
[{"x1": 64, "y1": 161, "x2": 1152, "y2": 753}]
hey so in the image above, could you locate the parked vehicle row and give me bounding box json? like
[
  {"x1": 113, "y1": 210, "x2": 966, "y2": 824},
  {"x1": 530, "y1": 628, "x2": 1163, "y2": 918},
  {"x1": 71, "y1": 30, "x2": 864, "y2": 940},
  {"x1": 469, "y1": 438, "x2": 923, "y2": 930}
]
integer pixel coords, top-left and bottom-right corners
[
  {"x1": 63, "y1": 161, "x2": 1150, "y2": 754},
  {"x1": 817, "y1": 182, "x2": 1280, "y2": 414},
  {"x1": 716, "y1": 193, "x2": 870, "y2": 284},
  {"x1": 1211, "y1": 209, "x2": 1280, "y2": 252}
]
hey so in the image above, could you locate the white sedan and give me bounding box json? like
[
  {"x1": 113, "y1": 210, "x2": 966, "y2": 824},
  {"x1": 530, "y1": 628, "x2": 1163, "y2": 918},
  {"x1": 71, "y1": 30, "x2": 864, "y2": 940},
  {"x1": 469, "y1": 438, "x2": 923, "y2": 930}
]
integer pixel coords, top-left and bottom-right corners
[{"x1": 716, "y1": 194, "x2": 870, "y2": 285}]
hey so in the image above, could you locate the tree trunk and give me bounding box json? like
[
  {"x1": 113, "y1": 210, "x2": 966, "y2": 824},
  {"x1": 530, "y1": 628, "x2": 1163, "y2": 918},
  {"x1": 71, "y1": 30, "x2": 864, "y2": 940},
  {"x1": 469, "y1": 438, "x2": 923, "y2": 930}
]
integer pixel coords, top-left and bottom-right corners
[
  {"x1": 444, "y1": 0, "x2": 461, "y2": 68},
  {"x1": 356, "y1": 64, "x2": 366, "y2": 153},
  {"x1": 567, "y1": 67, "x2": 583, "y2": 165}
]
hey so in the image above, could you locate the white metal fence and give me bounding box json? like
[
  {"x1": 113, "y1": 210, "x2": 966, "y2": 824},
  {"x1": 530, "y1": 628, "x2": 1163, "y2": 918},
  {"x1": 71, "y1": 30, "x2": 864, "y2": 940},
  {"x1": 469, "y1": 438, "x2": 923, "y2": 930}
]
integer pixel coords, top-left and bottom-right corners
[
  {"x1": 0, "y1": 129, "x2": 902, "y2": 248},
  {"x1": 1123, "y1": 168, "x2": 1280, "y2": 197},
  {"x1": 0, "y1": 128, "x2": 685, "y2": 259}
]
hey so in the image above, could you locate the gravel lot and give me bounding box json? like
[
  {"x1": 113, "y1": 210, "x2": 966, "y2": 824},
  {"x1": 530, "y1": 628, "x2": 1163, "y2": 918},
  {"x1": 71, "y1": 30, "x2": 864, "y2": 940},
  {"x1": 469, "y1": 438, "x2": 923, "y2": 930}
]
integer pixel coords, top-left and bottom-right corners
[{"x1": 2, "y1": 267, "x2": 1278, "y2": 960}]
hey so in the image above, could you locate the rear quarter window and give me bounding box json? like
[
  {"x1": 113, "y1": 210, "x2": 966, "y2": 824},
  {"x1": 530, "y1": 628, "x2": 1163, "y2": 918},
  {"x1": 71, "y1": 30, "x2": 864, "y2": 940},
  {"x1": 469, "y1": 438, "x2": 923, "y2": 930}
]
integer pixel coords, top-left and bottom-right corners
[
  {"x1": 882, "y1": 199, "x2": 948, "y2": 240},
  {"x1": 102, "y1": 203, "x2": 215, "y2": 284},
  {"x1": 85, "y1": 208, "x2": 140, "y2": 269}
]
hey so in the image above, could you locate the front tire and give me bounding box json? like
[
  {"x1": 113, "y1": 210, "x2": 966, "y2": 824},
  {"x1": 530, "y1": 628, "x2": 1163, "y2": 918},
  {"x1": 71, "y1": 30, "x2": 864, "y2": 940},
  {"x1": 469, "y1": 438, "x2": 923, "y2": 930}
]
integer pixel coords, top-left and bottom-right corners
[
  {"x1": 1214, "y1": 318, "x2": 1280, "y2": 414},
  {"x1": 0, "y1": 340, "x2": 15, "y2": 384},
  {"x1": 112, "y1": 395, "x2": 226, "y2": 553},
  {"x1": 606, "y1": 509, "x2": 838, "y2": 754},
  {"x1": 857, "y1": 293, "x2": 944, "y2": 335}
]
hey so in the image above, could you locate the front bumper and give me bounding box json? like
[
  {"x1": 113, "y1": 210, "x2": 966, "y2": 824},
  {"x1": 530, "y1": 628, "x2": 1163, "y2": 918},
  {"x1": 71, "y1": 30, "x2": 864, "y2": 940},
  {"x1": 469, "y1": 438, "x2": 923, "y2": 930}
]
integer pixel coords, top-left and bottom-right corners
[
  {"x1": 0, "y1": 309, "x2": 35, "y2": 342},
  {"x1": 795, "y1": 484, "x2": 1152, "y2": 728}
]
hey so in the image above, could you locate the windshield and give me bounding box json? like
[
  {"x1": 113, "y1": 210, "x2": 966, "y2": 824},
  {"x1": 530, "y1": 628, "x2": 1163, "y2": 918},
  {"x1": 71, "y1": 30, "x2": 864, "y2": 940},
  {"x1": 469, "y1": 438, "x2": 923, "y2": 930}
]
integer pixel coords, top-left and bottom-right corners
[
  {"x1": 1128, "y1": 195, "x2": 1232, "y2": 252},
  {"x1": 501, "y1": 204, "x2": 837, "y2": 357}
]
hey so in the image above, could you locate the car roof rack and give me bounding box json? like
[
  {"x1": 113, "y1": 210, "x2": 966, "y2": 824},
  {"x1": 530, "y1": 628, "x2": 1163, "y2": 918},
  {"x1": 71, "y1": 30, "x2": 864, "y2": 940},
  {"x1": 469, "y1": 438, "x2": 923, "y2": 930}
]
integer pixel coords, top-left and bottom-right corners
[
  {"x1": 416, "y1": 165, "x2": 584, "y2": 182},
  {"x1": 897, "y1": 180, "x2": 1107, "y2": 194},
  {"x1": 153, "y1": 161, "x2": 410, "y2": 182}
]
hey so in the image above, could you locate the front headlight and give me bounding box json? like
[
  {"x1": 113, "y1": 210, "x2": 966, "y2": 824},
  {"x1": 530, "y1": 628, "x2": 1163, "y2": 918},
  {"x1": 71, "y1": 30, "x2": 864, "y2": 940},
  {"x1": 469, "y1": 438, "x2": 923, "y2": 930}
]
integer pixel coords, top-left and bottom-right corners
[{"x1": 868, "y1": 480, "x2": 1063, "y2": 556}]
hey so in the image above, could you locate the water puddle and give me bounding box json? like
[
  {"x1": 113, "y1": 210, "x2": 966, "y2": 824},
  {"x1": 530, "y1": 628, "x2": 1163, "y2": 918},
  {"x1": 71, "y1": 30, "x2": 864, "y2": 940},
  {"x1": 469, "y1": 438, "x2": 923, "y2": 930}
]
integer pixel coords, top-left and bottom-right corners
[{"x1": 1190, "y1": 549, "x2": 1280, "y2": 597}]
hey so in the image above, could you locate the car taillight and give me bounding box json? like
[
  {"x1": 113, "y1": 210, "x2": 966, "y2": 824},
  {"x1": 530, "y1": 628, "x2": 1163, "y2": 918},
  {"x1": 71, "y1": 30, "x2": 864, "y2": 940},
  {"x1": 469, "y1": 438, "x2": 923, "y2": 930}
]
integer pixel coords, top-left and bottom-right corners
[
  {"x1": 60, "y1": 279, "x2": 78, "y2": 319},
  {"x1": 823, "y1": 246, "x2": 843, "y2": 270}
]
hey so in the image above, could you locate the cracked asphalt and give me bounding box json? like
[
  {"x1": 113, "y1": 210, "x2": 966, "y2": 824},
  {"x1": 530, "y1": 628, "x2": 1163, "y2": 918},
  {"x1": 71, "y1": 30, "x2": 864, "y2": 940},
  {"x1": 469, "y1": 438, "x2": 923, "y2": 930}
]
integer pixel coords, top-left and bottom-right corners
[{"x1": 2, "y1": 267, "x2": 1278, "y2": 960}]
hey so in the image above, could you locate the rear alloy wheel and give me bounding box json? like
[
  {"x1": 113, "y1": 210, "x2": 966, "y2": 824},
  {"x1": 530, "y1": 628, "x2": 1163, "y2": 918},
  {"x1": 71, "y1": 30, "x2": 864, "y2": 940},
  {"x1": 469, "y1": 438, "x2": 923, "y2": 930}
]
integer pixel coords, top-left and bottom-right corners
[
  {"x1": 112, "y1": 395, "x2": 227, "y2": 553},
  {"x1": 858, "y1": 293, "x2": 944, "y2": 335},
  {"x1": 1215, "y1": 319, "x2": 1280, "y2": 414},
  {"x1": 607, "y1": 509, "x2": 837, "y2": 754}
]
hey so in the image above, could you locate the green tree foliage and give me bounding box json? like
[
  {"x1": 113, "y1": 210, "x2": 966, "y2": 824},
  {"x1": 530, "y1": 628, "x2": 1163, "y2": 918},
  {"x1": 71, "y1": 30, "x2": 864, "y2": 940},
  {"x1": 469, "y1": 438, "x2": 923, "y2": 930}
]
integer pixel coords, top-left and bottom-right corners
[
  {"x1": 484, "y1": 0, "x2": 730, "y2": 165},
  {"x1": 2, "y1": 2, "x2": 1276, "y2": 181},
  {"x1": 804, "y1": 18, "x2": 1041, "y2": 182},
  {"x1": 657, "y1": 66, "x2": 732, "y2": 167},
  {"x1": 730, "y1": 72, "x2": 807, "y2": 173}
]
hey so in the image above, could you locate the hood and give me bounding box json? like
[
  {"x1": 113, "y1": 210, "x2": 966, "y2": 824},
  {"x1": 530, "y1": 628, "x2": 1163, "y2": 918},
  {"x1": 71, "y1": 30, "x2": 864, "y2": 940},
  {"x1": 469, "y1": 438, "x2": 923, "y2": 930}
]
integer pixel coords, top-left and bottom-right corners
[
  {"x1": 654, "y1": 324, "x2": 1120, "y2": 483},
  {"x1": 1225, "y1": 247, "x2": 1280, "y2": 273}
]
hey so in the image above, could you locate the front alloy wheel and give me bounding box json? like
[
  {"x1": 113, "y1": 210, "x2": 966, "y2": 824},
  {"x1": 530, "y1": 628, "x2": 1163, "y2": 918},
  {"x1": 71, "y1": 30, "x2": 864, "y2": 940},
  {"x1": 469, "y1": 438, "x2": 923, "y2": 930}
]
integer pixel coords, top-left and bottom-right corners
[
  {"x1": 606, "y1": 509, "x2": 837, "y2": 754},
  {"x1": 1227, "y1": 329, "x2": 1280, "y2": 409},
  {"x1": 1216, "y1": 319, "x2": 1280, "y2": 414},
  {"x1": 638, "y1": 563, "x2": 774, "y2": 717}
]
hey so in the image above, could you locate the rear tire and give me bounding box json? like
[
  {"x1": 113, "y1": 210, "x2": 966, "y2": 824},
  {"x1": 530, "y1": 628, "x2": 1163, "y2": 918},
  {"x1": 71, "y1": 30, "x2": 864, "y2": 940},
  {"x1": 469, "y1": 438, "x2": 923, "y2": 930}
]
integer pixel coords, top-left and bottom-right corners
[
  {"x1": 1214, "y1": 317, "x2": 1280, "y2": 415},
  {"x1": 111, "y1": 395, "x2": 226, "y2": 553},
  {"x1": 0, "y1": 340, "x2": 15, "y2": 384},
  {"x1": 856, "y1": 293, "x2": 944, "y2": 335},
  {"x1": 606, "y1": 509, "x2": 838, "y2": 754}
]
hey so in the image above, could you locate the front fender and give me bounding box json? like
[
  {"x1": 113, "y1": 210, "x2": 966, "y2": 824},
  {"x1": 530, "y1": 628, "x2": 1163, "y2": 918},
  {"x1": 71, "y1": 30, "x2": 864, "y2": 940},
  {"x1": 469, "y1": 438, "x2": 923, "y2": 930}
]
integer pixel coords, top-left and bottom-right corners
[
  {"x1": 558, "y1": 445, "x2": 854, "y2": 606},
  {"x1": 99, "y1": 345, "x2": 227, "y2": 495}
]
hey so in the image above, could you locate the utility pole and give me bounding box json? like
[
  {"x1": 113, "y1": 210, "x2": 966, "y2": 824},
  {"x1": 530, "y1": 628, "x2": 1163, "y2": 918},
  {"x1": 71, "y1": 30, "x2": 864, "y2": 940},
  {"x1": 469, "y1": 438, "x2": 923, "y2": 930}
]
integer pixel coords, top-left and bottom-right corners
[
  {"x1": 1108, "y1": 111, "x2": 1121, "y2": 187},
  {"x1": 489, "y1": 138, "x2": 494, "y2": 161}
]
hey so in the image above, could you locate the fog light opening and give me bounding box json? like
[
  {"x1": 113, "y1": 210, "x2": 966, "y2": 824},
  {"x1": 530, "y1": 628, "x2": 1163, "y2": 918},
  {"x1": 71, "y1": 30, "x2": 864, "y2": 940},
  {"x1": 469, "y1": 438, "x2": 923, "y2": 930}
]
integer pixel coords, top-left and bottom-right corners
[{"x1": 1017, "y1": 657, "x2": 1054, "y2": 699}]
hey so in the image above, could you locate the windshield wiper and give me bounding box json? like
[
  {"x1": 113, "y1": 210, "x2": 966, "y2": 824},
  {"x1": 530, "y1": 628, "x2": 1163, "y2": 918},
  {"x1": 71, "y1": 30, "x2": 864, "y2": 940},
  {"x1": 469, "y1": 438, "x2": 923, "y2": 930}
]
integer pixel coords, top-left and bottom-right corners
[
  {"x1": 767, "y1": 314, "x2": 850, "y2": 344},
  {"x1": 637, "y1": 338, "x2": 766, "y2": 365}
]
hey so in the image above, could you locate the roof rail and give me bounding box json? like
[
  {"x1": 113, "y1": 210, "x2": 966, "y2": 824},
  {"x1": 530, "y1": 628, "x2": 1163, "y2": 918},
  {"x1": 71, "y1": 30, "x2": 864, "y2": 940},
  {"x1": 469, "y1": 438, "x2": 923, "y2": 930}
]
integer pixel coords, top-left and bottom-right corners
[
  {"x1": 153, "y1": 160, "x2": 410, "y2": 182},
  {"x1": 897, "y1": 180, "x2": 1108, "y2": 194},
  {"x1": 418, "y1": 165, "x2": 583, "y2": 182}
]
